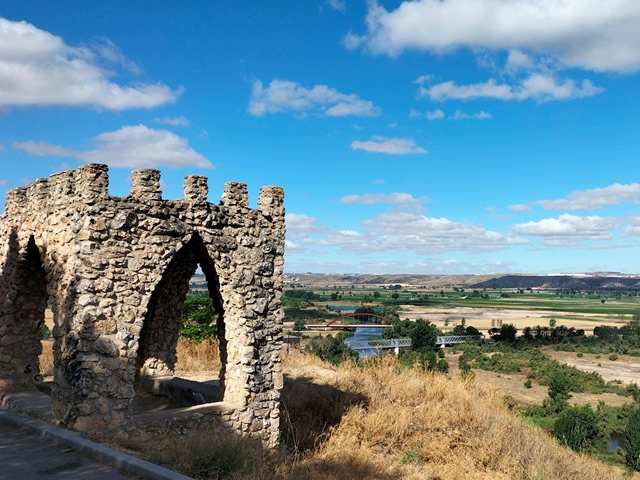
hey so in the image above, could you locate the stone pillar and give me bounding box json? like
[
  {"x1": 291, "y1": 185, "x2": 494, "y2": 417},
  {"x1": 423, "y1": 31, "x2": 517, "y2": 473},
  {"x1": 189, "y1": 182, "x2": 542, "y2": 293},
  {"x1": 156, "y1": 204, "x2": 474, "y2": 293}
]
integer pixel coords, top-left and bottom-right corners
[
  {"x1": 220, "y1": 182, "x2": 249, "y2": 208},
  {"x1": 184, "y1": 175, "x2": 208, "y2": 203},
  {"x1": 74, "y1": 164, "x2": 109, "y2": 204},
  {"x1": 131, "y1": 169, "x2": 162, "y2": 202}
]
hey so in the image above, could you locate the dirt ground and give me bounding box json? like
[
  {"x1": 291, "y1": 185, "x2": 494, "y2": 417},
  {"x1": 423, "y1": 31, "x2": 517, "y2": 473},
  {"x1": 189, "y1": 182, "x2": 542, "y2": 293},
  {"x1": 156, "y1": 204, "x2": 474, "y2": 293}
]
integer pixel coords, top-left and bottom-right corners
[
  {"x1": 401, "y1": 305, "x2": 623, "y2": 334},
  {"x1": 547, "y1": 349, "x2": 640, "y2": 385},
  {"x1": 445, "y1": 351, "x2": 632, "y2": 408}
]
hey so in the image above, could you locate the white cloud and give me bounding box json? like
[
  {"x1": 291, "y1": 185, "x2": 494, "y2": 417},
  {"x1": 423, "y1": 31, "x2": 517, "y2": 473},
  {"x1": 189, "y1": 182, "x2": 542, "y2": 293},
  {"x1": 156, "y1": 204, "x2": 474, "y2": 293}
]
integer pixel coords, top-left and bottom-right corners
[
  {"x1": 508, "y1": 204, "x2": 532, "y2": 212},
  {"x1": 286, "y1": 213, "x2": 324, "y2": 238},
  {"x1": 153, "y1": 116, "x2": 190, "y2": 127},
  {"x1": 505, "y1": 50, "x2": 535, "y2": 75},
  {"x1": 346, "y1": 0, "x2": 640, "y2": 73},
  {"x1": 249, "y1": 79, "x2": 380, "y2": 117},
  {"x1": 536, "y1": 183, "x2": 640, "y2": 210},
  {"x1": 421, "y1": 75, "x2": 602, "y2": 102},
  {"x1": 351, "y1": 136, "x2": 427, "y2": 155},
  {"x1": 512, "y1": 213, "x2": 618, "y2": 244},
  {"x1": 0, "y1": 18, "x2": 178, "y2": 110},
  {"x1": 14, "y1": 125, "x2": 212, "y2": 169},
  {"x1": 0, "y1": 178, "x2": 8, "y2": 188},
  {"x1": 624, "y1": 217, "x2": 640, "y2": 236},
  {"x1": 13, "y1": 142, "x2": 75, "y2": 157},
  {"x1": 351, "y1": 213, "x2": 528, "y2": 254},
  {"x1": 339, "y1": 192, "x2": 426, "y2": 211},
  {"x1": 90, "y1": 36, "x2": 141, "y2": 74},
  {"x1": 450, "y1": 110, "x2": 492, "y2": 120},
  {"x1": 326, "y1": 0, "x2": 346, "y2": 13},
  {"x1": 414, "y1": 74, "x2": 433, "y2": 85},
  {"x1": 410, "y1": 108, "x2": 444, "y2": 120}
]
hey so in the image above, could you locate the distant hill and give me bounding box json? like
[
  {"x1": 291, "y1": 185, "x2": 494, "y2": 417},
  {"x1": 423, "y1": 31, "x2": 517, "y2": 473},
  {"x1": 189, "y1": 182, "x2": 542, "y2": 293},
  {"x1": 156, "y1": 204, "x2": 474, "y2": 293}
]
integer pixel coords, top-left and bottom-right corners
[
  {"x1": 283, "y1": 273, "x2": 640, "y2": 290},
  {"x1": 471, "y1": 275, "x2": 640, "y2": 291},
  {"x1": 284, "y1": 273, "x2": 503, "y2": 288}
]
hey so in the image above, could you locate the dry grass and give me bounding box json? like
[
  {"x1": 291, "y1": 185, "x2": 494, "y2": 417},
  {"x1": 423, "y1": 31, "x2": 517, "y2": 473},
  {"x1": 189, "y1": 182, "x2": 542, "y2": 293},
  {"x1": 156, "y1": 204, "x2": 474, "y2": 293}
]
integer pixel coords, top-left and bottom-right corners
[
  {"x1": 85, "y1": 343, "x2": 637, "y2": 479},
  {"x1": 284, "y1": 353, "x2": 636, "y2": 480},
  {"x1": 39, "y1": 339, "x2": 54, "y2": 376},
  {"x1": 175, "y1": 337, "x2": 221, "y2": 375}
]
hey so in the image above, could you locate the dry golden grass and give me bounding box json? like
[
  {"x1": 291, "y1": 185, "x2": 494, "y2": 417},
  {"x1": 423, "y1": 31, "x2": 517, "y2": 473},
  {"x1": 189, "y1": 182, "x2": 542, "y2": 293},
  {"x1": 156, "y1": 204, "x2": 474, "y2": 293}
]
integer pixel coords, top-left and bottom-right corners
[
  {"x1": 175, "y1": 337, "x2": 221, "y2": 375},
  {"x1": 39, "y1": 339, "x2": 54, "y2": 376},
  {"x1": 103, "y1": 345, "x2": 638, "y2": 479},
  {"x1": 284, "y1": 354, "x2": 636, "y2": 480}
]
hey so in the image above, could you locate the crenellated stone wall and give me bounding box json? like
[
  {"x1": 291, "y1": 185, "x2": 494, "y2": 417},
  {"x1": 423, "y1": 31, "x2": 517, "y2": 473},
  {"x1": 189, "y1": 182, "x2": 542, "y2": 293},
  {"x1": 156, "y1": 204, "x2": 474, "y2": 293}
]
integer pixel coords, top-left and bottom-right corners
[{"x1": 0, "y1": 163, "x2": 285, "y2": 446}]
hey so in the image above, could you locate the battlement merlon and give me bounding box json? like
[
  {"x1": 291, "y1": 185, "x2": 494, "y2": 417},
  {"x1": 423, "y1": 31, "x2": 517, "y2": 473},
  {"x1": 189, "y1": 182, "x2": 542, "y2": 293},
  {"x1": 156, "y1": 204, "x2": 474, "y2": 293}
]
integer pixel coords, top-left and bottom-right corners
[
  {"x1": 132, "y1": 169, "x2": 162, "y2": 202},
  {"x1": 74, "y1": 163, "x2": 109, "y2": 204},
  {"x1": 258, "y1": 186, "x2": 285, "y2": 221},
  {"x1": 183, "y1": 175, "x2": 208, "y2": 203},
  {"x1": 3, "y1": 163, "x2": 285, "y2": 218},
  {"x1": 220, "y1": 182, "x2": 248, "y2": 208}
]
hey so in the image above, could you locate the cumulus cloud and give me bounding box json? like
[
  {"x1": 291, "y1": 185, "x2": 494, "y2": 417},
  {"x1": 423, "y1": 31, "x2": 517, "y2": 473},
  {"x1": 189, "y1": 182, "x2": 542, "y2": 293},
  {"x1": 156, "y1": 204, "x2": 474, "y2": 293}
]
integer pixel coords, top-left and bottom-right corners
[
  {"x1": 350, "y1": 213, "x2": 528, "y2": 254},
  {"x1": 512, "y1": 213, "x2": 618, "y2": 244},
  {"x1": 508, "y1": 204, "x2": 533, "y2": 212},
  {"x1": 345, "y1": 0, "x2": 640, "y2": 73},
  {"x1": 450, "y1": 110, "x2": 492, "y2": 120},
  {"x1": 536, "y1": 183, "x2": 640, "y2": 210},
  {"x1": 13, "y1": 125, "x2": 212, "y2": 169},
  {"x1": 288, "y1": 211, "x2": 528, "y2": 256},
  {"x1": 326, "y1": 0, "x2": 346, "y2": 13},
  {"x1": 410, "y1": 108, "x2": 444, "y2": 120},
  {"x1": 339, "y1": 192, "x2": 426, "y2": 211},
  {"x1": 624, "y1": 217, "x2": 640, "y2": 236},
  {"x1": 153, "y1": 116, "x2": 190, "y2": 127},
  {"x1": 351, "y1": 136, "x2": 427, "y2": 155},
  {"x1": 421, "y1": 75, "x2": 602, "y2": 102},
  {"x1": 249, "y1": 79, "x2": 380, "y2": 117},
  {"x1": 0, "y1": 18, "x2": 178, "y2": 110}
]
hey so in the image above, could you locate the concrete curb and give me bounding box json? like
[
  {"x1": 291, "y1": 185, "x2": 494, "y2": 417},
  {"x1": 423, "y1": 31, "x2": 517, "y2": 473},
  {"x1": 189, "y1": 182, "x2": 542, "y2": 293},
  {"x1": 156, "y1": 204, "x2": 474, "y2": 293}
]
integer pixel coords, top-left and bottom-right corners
[{"x1": 0, "y1": 407, "x2": 194, "y2": 480}]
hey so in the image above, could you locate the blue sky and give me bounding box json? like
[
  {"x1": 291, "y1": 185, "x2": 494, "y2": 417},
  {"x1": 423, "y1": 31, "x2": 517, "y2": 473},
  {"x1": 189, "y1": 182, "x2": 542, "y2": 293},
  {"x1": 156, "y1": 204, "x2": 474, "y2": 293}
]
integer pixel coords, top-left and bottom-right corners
[{"x1": 1, "y1": 1, "x2": 640, "y2": 275}]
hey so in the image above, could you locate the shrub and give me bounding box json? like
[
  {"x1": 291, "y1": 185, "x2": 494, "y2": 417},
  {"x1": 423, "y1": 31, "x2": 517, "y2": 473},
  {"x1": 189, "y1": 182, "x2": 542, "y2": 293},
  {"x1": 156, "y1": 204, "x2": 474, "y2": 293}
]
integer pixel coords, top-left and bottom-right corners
[
  {"x1": 180, "y1": 296, "x2": 217, "y2": 343},
  {"x1": 524, "y1": 379, "x2": 532, "y2": 389},
  {"x1": 305, "y1": 334, "x2": 358, "y2": 366},
  {"x1": 626, "y1": 409, "x2": 640, "y2": 470},
  {"x1": 553, "y1": 405, "x2": 599, "y2": 453},
  {"x1": 608, "y1": 353, "x2": 618, "y2": 361}
]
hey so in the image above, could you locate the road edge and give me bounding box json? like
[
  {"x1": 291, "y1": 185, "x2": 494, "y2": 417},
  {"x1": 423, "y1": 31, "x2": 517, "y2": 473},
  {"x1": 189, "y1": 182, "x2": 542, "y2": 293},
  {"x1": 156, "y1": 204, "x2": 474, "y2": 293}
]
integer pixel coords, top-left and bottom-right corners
[{"x1": 0, "y1": 407, "x2": 194, "y2": 480}]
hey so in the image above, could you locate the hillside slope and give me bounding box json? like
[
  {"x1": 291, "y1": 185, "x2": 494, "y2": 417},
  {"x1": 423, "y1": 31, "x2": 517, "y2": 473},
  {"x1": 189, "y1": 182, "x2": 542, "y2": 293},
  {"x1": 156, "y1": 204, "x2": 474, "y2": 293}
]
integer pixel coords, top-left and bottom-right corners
[{"x1": 282, "y1": 352, "x2": 636, "y2": 480}]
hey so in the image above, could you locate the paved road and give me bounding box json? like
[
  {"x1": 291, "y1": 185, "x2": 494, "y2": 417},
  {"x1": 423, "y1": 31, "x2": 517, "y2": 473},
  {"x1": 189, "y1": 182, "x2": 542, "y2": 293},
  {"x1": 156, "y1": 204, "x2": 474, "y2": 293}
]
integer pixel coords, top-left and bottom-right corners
[{"x1": 0, "y1": 422, "x2": 136, "y2": 480}]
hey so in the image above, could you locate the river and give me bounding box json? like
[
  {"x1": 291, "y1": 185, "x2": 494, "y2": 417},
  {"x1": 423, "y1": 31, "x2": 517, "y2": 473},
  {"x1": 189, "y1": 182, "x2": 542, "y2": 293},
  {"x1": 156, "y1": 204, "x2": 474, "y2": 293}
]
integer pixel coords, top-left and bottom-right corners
[{"x1": 343, "y1": 322, "x2": 385, "y2": 358}]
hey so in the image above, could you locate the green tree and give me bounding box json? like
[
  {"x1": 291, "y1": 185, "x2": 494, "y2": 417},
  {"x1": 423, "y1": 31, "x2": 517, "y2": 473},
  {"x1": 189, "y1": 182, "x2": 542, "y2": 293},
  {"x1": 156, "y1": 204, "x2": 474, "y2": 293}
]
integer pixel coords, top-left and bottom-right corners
[
  {"x1": 180, "y1": 296, "x2": 217, "y2": 343},
  {"x1": 553, "y1": 405, "x2": 598, "y2": 453},
  {"x1": 544, "y1": 372, "x2": 571, "y2": 412},
  {"x1": 406, "y1": 319, "x2": 439, "y2": 350},
  {"x1": 626, "y1": 409, "x2": 640, "y2": 471},
  {"x1": 498, "y1": 323, "x2": 517, "y2": 342}
]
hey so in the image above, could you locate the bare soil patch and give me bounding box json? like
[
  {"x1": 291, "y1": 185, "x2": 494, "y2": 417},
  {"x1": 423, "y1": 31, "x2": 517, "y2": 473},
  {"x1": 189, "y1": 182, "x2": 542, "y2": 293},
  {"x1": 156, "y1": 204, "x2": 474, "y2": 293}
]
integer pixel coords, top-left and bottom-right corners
[
  {"x1": 445, "y1": 351, "x2": 632, "y2": 408},
  {"x1": 547, "y1": 349, "x2": 640, "y2": 385},
  {"x1": 401, "y1": 305, "x2": 623, "y2": 333}
]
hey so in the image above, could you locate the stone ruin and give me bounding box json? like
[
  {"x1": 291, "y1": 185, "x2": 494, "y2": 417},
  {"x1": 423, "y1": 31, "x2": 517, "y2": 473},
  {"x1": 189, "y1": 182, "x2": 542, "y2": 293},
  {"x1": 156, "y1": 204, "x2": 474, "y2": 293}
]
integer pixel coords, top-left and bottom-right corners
[{"x1": 0, "y1": 163, "x2": 285, "y2": 446}]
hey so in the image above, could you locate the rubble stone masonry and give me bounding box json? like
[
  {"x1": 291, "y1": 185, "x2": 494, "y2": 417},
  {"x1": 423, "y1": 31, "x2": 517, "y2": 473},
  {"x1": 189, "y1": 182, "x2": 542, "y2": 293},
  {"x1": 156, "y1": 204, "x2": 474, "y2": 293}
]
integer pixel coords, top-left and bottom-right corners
[{"x1": 0, "y1": 163, "x2": 285, "y2": 446}]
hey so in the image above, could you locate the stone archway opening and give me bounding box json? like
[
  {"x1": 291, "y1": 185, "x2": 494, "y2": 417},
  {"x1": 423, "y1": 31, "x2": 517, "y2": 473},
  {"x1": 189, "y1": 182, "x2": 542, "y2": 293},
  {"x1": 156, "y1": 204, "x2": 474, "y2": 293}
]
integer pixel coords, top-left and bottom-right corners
[
  {"x1": 134, "y1": 233, "x2": 226, "y2": 412},
  {"x1": 0, "y1": 235, "x2": 50, "y2": 392}
]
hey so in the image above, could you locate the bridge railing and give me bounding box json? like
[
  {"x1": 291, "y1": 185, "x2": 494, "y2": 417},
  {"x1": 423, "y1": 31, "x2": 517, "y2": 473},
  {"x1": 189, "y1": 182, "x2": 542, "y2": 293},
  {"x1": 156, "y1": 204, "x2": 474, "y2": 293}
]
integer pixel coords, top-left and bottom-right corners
[
  {"x1": 436, "y1": 335, "x2": 484, "y2": 345},
  {"x1": 346, "y1": 338, "x2": 412, "y2": 350}
]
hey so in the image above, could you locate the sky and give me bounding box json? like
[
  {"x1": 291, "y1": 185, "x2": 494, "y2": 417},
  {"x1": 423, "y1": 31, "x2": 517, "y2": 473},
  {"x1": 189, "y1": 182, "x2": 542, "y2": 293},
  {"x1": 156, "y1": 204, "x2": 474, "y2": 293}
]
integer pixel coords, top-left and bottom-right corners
[{"x1": 1, "y1": 1, "x2": 640, "y2": 275}]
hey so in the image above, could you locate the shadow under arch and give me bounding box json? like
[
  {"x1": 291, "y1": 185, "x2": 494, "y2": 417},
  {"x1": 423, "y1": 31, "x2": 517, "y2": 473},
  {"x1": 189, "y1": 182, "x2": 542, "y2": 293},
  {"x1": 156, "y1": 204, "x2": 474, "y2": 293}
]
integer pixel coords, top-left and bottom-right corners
[
  {"x1": 0, "y1": 232, "x2": 49, "y2": 391},
  {"x1": 135, "y1": 233, "x2": 227, "y2": 393}
]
